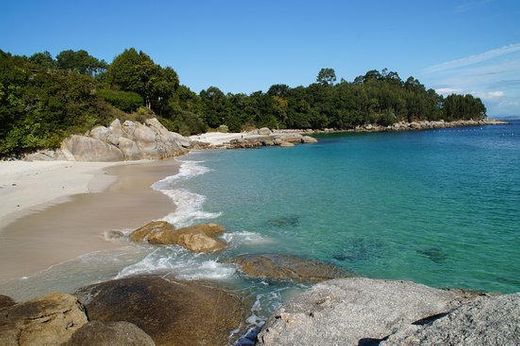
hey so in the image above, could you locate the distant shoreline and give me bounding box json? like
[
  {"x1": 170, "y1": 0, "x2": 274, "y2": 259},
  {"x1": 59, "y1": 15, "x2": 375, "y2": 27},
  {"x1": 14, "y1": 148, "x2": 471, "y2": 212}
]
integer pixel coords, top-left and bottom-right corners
[{"x1": 275, "y1": 118, "x2": 507, "y2": 135}]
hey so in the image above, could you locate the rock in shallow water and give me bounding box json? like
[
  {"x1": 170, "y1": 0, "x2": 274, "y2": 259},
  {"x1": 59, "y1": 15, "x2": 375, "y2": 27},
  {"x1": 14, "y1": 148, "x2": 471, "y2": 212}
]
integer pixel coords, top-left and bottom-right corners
[
  {"x1": 129, "y1": 221, "x2": 227, "y2": 253},
  {"x1": 231, "y1": 254, "x2": 351, "y2": 283},
  {"x1": 257, "y1": 277, "x2": 481, "y2": 345},
  {"x1": 75, "y1": 275, "x2": 248, "y2": 346},
  {"x1": 0, "y1": 293, "x2": 88, "y2": 345},
  {"x1": 66, "y1": 321, "x2": 154, "y2": 346}
]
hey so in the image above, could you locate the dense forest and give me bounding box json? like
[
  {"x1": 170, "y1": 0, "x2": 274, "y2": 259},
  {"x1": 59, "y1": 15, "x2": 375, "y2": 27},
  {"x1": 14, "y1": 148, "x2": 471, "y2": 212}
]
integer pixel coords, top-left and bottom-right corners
[{"x1": 0, "y1": 48, "x2": 486, "y2": 156}]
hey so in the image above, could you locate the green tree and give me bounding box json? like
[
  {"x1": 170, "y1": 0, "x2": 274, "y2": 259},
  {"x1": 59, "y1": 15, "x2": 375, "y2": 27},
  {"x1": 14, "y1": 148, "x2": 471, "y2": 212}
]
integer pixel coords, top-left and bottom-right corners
[
  {"x1": 316, "y1": 68, "x2": 337, "y2": 85},
  {"x1": 108, "y1": 48, "x2": 179, "y2": 113},
  {"x1": 29, "y1": 51, "x2": 55, "y2": 69},
  {"x1": 56, "y1": 49, "x2": 107, "y2": 76}
]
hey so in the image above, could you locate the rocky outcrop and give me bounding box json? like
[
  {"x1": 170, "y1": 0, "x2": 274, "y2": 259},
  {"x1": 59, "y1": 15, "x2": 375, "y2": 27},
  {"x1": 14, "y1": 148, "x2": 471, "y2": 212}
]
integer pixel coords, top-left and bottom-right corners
[
  {"x1": 66, "y1": 321, "x2": 155, "y2": 346},
  {"x1": 308, "y1": 118, "x2": 506, "y2": 134},
  {"x1": 24, "y1": 118, "x2": 191, "y2": 162},
  {"x1": 382, "y1": 293, "x2": 520, "y2": 345},
  {"x1": 130, "y1": 221, "x2": 227, "y2": 253},
  {"x1": 0, "y1": 293, "x2": 88, "y2": 345},
  {"x1": 257, "y1": 278, "x2": 482, "y2": 345},
  {"x1": 75, "y1": 275, "x2": 248, "y2": 346},
  {"x1": 231, "y1": 254, "x2": 351, "y2": 283},
  {"x1": 189, "y1": 129, "x2": 319, "y2": 150}
]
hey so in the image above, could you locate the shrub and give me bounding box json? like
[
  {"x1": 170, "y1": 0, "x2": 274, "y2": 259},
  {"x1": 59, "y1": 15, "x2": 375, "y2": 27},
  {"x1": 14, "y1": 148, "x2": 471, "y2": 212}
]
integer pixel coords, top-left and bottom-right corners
[{"x1": 97, "y1": 89, "x2": 143, "y2": 112}]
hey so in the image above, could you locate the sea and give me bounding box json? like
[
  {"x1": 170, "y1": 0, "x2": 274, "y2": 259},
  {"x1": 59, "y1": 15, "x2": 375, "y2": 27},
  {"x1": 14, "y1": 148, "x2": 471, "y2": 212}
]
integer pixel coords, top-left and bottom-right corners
[{"x1": 3, "y1": 119, "x2": 519, "y2": 331}]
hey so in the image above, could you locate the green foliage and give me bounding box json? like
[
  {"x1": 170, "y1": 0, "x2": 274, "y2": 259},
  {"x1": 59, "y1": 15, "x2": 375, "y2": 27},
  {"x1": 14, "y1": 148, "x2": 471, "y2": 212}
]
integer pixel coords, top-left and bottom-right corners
[
  {"x1": 0, "y1": 48, "x2": 487, "y2": 158},
  {"x1": 29, "y1": 51, "x2": 55, "y2": 69},
  {"x1": 0, "y1": 50, "x2": 118, "y2": 156},
  {"x1": 108, "y1": 48, "x2": 179, "y2": 113},
  {"x1": 56, "y1": 49, "x2": 107, "y2": 76},
  {"x1": 317, "y1": 68, "x2": 337, "y2": 85},
  {"x1": 97, "y1": 89, "x2": 143, "y2": 112},
  {"x1": 443, "y1": 94, "x2": 486, "y2": 120}
]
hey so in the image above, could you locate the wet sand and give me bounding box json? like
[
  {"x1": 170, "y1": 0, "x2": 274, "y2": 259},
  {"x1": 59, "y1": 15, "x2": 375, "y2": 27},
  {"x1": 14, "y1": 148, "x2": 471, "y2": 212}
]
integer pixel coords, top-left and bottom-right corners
[{"x1": 0, "y1": 159, "x2": 179, "y2": 283}]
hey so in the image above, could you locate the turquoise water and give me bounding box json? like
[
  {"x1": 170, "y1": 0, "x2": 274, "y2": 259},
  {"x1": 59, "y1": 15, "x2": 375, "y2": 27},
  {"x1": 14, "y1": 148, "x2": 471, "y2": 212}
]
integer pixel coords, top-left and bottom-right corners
[
  {"x1": 2, "y1": 121, "x2": 518, "y2": 335},
  {"x1": 181, "y1": 121, "x2": 520, "y2": 293}
]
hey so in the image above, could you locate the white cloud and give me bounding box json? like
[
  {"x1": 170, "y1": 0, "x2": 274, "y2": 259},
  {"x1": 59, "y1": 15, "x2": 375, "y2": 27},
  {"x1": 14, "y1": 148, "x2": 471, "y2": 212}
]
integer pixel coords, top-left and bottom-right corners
[
  {"x1": 435, "y1": 88, "x2": 504, "y2": 100},
  {"x1": 424, "y1": 43, "x2": 520, "y2": 73},
  {"x1": 454, "y1": 0, "x2": 495, "y2": 13},
  {"x1": 435, "y1": 87, "x2": 462, "y2": 96},
  {"x1": 420, "y1": 43, "x2": 520, "y2": 115}
]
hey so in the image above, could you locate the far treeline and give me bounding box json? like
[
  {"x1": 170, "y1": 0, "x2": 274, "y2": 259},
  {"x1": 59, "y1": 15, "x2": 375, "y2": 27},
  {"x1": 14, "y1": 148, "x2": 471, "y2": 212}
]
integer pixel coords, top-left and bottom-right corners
[{"x1": 0, "y1": 48, "x2": 486, "y2": 156}]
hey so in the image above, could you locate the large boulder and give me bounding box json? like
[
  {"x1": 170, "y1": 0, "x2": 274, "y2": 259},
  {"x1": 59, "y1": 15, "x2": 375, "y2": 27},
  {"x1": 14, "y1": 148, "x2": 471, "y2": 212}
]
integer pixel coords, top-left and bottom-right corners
[
  {"x1": 146, "y1": 118, "x2": 191, "y2": 149},
  {"x1": 117, "y1": 137, "x2": 142, "y2": 160},
  {"x1": 257, "y1": 127, "x2": 272, "y2": 136},
  {"x1": 0, "y1": 293, "x2": 88, "y2": 345},
  {"x1": 231, "y1": 254, "x2": 350, "y2": 283},
  {"x1": 61, "y1": 135, "x2": 124, "y2": 161},
  {"x1": 257, "y1": 278, "x2": 480, "y2": 345},
  {"x1": 382, "y1": 293, "x2": 520, "y2": 345},
  {"x1": 89, "y1": 125, "x2": 110, "y2": 141},
  {"x1": 129, "y1": 220, "x2": 175, "y2": 243},
  {"x1": 122, "y1": 121, "x2": 158, "y2": 158},
  {"x1": 301, "y1": 135, "x2": 318, "y2": 144},
  {"x1": 0, "y1": 295, "x2": 15, "y2": 311},
  {"x1": 66, "y1": 321, "x2": 154, "y2": 346},
  {"x1": 130, "y1": 221, "x2": 227, "y2": 253},
  {"x1": 75, "y1": 276, "x2": 248, "y2": 346}
]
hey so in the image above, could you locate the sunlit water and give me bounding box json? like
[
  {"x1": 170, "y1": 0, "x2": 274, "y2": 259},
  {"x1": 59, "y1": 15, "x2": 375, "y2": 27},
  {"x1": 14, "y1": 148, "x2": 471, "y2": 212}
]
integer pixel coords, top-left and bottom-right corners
[{"x1": 2, "y1": 120, "x2": 519, "y2": 331}]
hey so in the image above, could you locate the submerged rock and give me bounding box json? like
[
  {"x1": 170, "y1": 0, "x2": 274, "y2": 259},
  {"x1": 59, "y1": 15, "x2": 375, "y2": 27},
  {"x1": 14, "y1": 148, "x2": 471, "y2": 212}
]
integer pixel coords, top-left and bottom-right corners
[
  {"x1": 0, "y1": 293, "x2": 88, "y2": 345},
  {"x1": 257, "y1": 278, "x2": 481, "y2": 345},
  {"x1": 266, "y1": 215, "x2": 300, "y2": 227},
  {"x1": 231, "y1": 254, "x2": 350, "y2": 283},
  {"x1": 129, "y1": 221, "x2": 227, "y2": 253},
  {"x1": 75, "y1": 275, "x2": 248, "y2": 346},
  {"x1": 382, "y1": 293, "x2": 520, "y2": 345},
  {"x1": 279, "y1": 142, "x2": 295, "y2": 147},
  {"x1": 66, "y1": 321, "x2": 154, "y2": 346}
]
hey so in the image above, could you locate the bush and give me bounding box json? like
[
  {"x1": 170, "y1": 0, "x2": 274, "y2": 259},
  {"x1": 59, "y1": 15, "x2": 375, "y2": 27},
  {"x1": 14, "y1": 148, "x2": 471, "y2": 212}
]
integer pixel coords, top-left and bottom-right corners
[{"x1": 97, "y1": 89, "x2": 143, "y2": 112}]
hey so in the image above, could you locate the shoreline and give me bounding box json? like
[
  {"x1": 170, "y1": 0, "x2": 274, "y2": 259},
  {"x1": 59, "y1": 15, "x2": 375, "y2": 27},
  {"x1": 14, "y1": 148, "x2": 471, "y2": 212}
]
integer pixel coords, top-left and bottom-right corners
[
  {"x1": 277, "y1": 118, "x2": 508, "y2": 135},
  {"x1": 0, "y1": 159, "x2": 180, "y2": 283}
]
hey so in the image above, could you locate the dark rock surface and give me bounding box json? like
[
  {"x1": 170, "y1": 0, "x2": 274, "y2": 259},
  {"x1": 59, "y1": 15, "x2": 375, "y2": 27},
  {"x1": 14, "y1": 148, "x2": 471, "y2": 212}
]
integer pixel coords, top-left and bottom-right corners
[
  {"x1": 66, "y1": 321, "x2": 155, "y2": 346},
  {"x1": 75, "y1": 275, "x2": 248, "y2": 346}
]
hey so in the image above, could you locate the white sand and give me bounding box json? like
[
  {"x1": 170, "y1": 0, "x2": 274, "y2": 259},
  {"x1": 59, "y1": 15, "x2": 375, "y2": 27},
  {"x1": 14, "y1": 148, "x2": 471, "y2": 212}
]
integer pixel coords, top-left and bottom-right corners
[
  {"x1": 189, "y1": 132, "x2": 250, "y2": 145},
  {"x1": 0, "y1": 160, "x2": 121, "y2": 228}
]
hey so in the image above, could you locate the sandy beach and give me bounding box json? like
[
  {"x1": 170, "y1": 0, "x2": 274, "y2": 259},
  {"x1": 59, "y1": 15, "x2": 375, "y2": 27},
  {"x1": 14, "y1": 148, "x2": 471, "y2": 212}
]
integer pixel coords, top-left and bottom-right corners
[{"x1": 0, "y1": 159, "x2": 179, "y2": 283}]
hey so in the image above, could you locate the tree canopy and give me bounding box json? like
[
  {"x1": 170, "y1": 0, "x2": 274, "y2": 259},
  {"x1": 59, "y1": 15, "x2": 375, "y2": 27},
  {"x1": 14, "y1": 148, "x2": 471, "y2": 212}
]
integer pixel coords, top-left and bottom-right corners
[{"x1": 0, "y1": 48, "x2": 487, "y2": 157}]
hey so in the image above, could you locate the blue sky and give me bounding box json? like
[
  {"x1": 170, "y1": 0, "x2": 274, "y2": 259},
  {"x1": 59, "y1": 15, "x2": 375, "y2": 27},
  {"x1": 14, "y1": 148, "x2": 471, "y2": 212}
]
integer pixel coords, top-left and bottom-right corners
[{"x1": 1, "y1": 0, "x2": 519, "y2": 116}]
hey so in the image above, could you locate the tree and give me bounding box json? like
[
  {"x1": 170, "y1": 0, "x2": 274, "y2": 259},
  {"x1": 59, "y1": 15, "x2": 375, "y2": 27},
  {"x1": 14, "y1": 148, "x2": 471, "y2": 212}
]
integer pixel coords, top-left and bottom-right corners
[
  {"x1": 56, "y1": 49, "x2": 107, "y2": 76},
  {"x1": 200, "y1": 86, "x2": 228, "y2": 128},
  {"x1": 316, "y1": 68, "x2": 336, "y2": 85},
  {"x1": 29, "y1": 51, "x2": 55, "y2": 69},
  {"x1": 108, "y1": 48, "x2": 178, "y2": 112}
]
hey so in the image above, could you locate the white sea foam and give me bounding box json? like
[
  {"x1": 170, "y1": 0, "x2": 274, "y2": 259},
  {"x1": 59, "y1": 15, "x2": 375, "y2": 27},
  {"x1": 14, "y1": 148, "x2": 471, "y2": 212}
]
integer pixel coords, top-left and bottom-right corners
[
  {"x1": 116, "y1": 247, "x2": 236, "y2": 280},
  {"x1": 159, "y1": 188, "x2": 221, "y2": 228},
  {"x1": 152, "y1": 160, "x2": 221, "y2": 228},
  {"x1": 222, "y1": 231, "x2": 272, "y2": 246}
]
